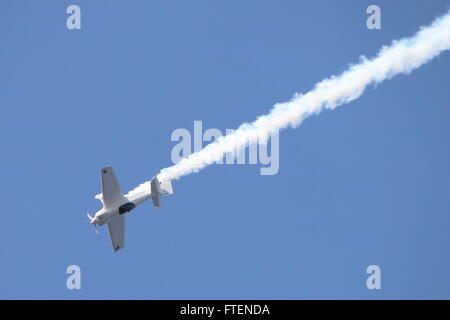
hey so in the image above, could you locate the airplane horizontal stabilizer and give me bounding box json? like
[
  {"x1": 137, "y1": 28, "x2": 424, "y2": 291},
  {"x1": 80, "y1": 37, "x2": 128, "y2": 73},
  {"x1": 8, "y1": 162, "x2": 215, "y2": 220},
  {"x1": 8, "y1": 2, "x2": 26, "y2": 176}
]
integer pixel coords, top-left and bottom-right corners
[{"x1": 151, "y1": 177, "x2": 161, "y2": 208}]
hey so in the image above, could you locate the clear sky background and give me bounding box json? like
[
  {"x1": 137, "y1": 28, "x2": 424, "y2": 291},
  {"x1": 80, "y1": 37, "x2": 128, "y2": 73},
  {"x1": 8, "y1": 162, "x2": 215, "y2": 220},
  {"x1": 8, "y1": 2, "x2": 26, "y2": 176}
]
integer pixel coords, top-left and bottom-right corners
[{"x1": 1, "y1": 0, "x2": 450, "y2": 299}]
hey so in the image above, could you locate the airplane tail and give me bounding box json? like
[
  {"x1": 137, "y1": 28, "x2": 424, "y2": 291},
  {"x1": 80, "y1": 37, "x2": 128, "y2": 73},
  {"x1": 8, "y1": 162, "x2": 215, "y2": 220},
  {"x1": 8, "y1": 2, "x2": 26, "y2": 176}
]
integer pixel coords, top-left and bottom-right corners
[
  {"x1": 160, "y1": 178, "x2": 173, "y2": 196},
  {"x1": 150, "y1": 176, "x2": 173, "y2": 208}
]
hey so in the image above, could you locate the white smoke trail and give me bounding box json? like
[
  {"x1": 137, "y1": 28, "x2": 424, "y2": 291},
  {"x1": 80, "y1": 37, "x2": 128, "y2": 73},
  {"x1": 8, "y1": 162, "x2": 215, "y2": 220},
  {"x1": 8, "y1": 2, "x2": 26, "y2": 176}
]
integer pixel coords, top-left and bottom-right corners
[{"x1": 154, "y1": 9, "x2": 450, "y2": 182}]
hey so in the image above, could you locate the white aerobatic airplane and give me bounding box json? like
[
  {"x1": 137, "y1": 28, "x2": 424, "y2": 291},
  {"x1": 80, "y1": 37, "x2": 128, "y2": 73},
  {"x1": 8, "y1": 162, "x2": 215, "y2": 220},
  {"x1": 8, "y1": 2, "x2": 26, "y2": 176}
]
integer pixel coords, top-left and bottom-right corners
[{"x1": 87, "y1": 166, "x2": 173, "y2": 252}]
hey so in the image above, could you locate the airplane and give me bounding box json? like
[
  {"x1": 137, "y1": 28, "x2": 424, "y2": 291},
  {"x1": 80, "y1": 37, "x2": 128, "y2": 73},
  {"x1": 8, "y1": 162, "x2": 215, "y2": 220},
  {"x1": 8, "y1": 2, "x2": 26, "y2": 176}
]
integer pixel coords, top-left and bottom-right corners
[{"x1": 87, "y1": 165, "x2": 173, "y2": 253}]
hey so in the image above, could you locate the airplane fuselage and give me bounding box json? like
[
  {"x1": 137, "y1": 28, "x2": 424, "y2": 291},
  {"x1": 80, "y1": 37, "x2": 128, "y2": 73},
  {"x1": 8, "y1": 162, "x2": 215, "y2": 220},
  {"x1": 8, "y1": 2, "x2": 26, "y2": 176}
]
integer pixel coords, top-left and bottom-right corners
[{"x1": 92, "y1": 192, "x2": 151, "y2": 226}]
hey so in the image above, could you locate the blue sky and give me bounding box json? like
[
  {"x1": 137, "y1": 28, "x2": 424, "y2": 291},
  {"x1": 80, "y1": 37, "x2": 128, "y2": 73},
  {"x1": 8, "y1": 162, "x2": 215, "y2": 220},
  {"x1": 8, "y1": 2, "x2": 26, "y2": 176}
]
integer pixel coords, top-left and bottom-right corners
[{"x1": 1, "y1": 0, "x2": 450, "y2": 299}]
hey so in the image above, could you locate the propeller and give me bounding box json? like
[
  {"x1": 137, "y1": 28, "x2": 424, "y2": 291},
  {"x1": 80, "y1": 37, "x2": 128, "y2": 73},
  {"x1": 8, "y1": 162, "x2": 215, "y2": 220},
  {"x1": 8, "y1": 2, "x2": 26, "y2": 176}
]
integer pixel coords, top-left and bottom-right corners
[{"x1": 87, "y1": 213, "x2": 100, "y2": 235}]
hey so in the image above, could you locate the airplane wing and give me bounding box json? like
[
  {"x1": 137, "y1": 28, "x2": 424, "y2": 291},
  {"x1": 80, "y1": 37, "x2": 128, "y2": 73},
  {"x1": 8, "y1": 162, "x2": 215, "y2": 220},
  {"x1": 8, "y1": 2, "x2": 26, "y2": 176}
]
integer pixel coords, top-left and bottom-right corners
[
  {"x1": 107, "y1": 215, "x2": 125, "y2": 253},
  {"x1": 101, "y1": 166, "x2": 123, "y2": 208}
]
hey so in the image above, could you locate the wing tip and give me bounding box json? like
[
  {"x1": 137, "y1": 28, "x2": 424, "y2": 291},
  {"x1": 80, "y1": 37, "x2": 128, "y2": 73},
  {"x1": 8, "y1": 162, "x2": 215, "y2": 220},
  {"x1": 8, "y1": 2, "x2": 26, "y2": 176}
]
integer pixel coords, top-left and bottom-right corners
[{"x1": 113, "y1": 245, "x2": 124, "y2": 253}]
